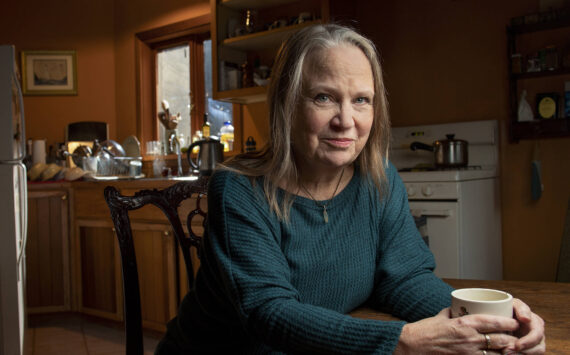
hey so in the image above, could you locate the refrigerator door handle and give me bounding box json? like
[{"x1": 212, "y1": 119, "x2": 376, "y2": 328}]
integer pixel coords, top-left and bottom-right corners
[
  {"x1": 13, "y1": 71, "x2": 26, "y2": 161},
  {"x1": 16, "y1": 162, "x2": 27, "y2": 281}
]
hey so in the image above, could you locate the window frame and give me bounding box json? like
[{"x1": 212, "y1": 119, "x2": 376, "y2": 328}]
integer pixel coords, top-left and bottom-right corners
[{"x1": 135, "y1": 15, "x2": 242, "y2": 155}]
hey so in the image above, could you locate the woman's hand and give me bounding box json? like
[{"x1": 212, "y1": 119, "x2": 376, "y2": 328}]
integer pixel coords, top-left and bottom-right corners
[
  {"x1": 394, "y1": 300, "x2": 545, "y2": 354},
  {"x1": 507, "y1": 298, "x2": 546, "y2": 354}
]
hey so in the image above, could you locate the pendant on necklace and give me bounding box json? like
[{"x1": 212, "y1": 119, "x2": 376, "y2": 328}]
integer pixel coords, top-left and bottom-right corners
[{"x1": 322, "y1": 206, "x2": 329, "y2": 223}]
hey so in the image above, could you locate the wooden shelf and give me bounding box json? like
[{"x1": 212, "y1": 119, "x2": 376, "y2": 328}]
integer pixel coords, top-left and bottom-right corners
[
  {"x1": 510, "y1": 118, "x2": 570, "y2": 140},
  {"x1": 222, "y1": 21, "x2": 320, "y2": 51},
  {"x1": 213, "y1": 85, "x2": 266, "y2": 103},
  {"x1": 508, "y1": 17, "x2": 570, "y2": 35},
  {"x1": 221, "y1": 0, "x2": 301, "y2": 10},
  {"x1": 507, "y1": 10, "x2": 570, "y2": 142},
  {"x1": 212, "y1": 0, "x2": 329, "y2": 103},
  {"x1": 511, "y1": 67, "x2": 570, "y2": 80}
]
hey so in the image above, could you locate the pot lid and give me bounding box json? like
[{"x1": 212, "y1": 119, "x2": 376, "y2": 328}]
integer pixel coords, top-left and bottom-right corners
[{"x1": 438, "y1": 134, "x2": 467, "y2": 144}]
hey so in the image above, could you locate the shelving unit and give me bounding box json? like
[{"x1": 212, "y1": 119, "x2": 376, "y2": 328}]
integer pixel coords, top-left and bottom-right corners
[
  {"x1": 222, "y1": 20, "x2": 320, "y2": 51},
  {"x1": 211, "y1": 0, "x2": 329, "y2": 103},
  {"x1": 507, "y1": 12, "x2": 570, "y2": 142}
]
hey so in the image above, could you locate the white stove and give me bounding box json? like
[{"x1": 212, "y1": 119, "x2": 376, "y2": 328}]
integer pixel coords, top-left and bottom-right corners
[{"x1": 391, "y1": 120, "x2": 502, "y2": 280}]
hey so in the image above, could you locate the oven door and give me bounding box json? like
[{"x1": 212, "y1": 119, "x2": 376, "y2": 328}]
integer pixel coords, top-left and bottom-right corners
[{"x1": 409, "y1": 200, "x2": 461, "y2": 279}]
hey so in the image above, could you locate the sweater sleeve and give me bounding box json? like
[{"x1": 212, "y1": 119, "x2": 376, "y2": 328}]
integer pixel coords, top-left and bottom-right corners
[
  {"x1": 202, "y1": 170, "x2": 406, "y2": 354},
  {"x1": 369, "y1": 163, "x2": 454, "y2": 321}
]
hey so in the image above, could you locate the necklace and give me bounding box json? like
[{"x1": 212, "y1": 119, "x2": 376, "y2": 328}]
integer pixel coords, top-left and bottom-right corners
[{"x1": 300, "y1": 168, "x2": 345, "y2": 223}]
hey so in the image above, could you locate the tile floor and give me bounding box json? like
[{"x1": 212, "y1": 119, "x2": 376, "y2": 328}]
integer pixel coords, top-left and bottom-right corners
[{"x1": 27, "y1": 313, "x2": 161, "y2": 355}]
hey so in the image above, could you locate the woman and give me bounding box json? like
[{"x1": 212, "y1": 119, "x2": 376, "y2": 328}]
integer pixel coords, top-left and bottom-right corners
[{"x1": 156, "y1": 24, "x2": 545, "y2": 354}]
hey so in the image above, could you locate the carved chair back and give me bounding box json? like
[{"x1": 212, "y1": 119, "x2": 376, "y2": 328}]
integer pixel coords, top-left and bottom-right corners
[{"x1": 104, "y1": 177, "x2": 208, "y2": 355}]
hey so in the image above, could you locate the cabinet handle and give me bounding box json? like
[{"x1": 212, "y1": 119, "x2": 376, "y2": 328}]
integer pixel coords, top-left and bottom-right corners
[
  {"x1": 164, "y1": 230, "x2": 169, "y2": 237},
  {"x1": 61, "y1": 194, "x2": 67, "y2": 201}
]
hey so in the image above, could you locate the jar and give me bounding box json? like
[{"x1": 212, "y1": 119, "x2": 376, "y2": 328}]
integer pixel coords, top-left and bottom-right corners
[{"x1": 219, "y1": 121, "x2": 234, "y2": 152}]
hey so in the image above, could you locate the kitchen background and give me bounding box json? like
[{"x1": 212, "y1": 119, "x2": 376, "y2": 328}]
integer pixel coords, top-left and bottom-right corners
[{"x1": 1, "y1": 0, "x2": 569, "y2": 282}]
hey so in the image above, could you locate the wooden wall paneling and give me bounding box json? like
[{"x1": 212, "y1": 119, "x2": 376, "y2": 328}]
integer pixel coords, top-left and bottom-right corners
[
  {"x1": 26, "y1": 190, "x2": 70, "y2": 313},
  {"x1": 60, "y1": 190, "x2": 71, "y2": 311},
  {"x1": 165, "y1": 230, "x2": 178, "y2": 320},
  {"x1": 26, "y1": 195, "x2": 39, "y2": 307}
]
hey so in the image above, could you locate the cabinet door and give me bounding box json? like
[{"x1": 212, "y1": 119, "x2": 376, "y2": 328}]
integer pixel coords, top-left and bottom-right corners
[
  {"x1": 26, "y1": 190, "x2": 70, "y2": 313},
  {"x1": 76, "y1": 222, "x2": 179, "y2": 332},
  {"x1": 130, "y1": 223, "x2": 179, "y2": 332},
  {"x1": 77, "y1": 224, "x2": 121, "y2": 320}
]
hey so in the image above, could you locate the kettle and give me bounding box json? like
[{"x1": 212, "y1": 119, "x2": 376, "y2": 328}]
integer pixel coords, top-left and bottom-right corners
[{"x1": 187, "y1": 138, "x2": 224, "y2": 176}]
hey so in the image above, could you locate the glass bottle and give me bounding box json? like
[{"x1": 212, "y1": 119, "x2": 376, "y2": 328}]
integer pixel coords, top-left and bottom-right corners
[
  {"x1": 245, "y1": 10, "x2": 254, "y2": 33},
  {"x1": 219, "y1": 121, "x2": 234, "y2": 152},
  {"x1": 202, "y1": 113, "x2": 211, "y2": 138},
  {"x1": 191, "y1": 130, "x2": 203, "y2": 154}
]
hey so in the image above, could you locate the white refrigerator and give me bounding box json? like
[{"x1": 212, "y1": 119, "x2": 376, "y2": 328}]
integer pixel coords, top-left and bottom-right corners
[{"x1": 0, "y1": 45, "x2": 28, "y2": 355}]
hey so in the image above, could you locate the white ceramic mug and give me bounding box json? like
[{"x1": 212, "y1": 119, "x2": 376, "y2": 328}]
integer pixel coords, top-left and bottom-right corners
[{"x1": 451, "y1": 288, "x2": 513, "y2": 318}]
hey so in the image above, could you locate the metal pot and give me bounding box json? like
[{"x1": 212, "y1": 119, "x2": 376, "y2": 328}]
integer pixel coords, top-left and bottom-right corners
[
  {"x1": 187, "y1": 138, "x2": 224, "y2": 176},
  {"x1": 410, "y1": 134, "x2": 468, "y2": 168}
]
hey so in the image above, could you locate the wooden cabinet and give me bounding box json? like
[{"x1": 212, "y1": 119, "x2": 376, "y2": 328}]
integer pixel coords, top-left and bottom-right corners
[
  {"x1": 72, "y1": 180, "x2": 201, "y2": 332},
  {"x1": 75, "y1": 223, "x2": 121, "y2": 320},
  {"x1": 211, "y1": 0, "x2": 330, "y2": 103},
  {"x1": 75, "y1": 221, "x2": 180, "y2": 331},
  {"x1": 26, "y1": 188, "x2": 71, "y2": 313},
  {"x1": 507, "y1": 11, "x2": 570, "y2": 142},
  {"x1": 27, "y1": 179, "x2": 203, "y2": 332}
]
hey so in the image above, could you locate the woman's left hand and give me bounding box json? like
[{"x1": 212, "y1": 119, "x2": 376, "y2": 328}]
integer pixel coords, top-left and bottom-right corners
[{"x1": 508, "y1": 298, "x2": 546, "y2": 354}]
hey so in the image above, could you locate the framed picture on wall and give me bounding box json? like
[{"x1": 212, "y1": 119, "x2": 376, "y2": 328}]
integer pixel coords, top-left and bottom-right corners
[{"x1": 21, "y1": 50, "x2": 77, "y2": 95}]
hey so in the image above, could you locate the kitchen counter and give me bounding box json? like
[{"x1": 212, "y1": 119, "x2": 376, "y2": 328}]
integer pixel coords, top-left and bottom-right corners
[{"x1": 27, "y1": 174, "x2": 201, "y2": 190}]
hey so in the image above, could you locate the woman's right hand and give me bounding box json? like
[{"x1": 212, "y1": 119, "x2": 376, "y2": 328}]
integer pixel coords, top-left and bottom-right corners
[{"x1": 393, "y1": 308, "x2": 520, "y2": 354}]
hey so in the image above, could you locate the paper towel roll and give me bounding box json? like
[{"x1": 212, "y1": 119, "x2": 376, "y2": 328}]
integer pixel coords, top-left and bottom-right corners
[{"x1": 32, "y1": 139, "x2": 46, "y2": 165}]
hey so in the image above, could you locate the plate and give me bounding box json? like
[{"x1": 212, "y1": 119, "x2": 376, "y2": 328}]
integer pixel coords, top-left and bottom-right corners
[
  {"x1": 64, "y1": 167, "x2": 87, "y2": 181},
  {"x1": 83, "y1": 174, "x2": 145, "y2": 181},
  {"x1": 122, "y1": 135, "x2": 141, "y2": 157}
]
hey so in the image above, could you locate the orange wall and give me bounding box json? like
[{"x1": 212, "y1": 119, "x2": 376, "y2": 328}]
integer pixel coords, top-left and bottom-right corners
[
  {"x1": 0, "y1": 0, "x2": 209, "y2": 153},
  {"x1": 0, "y1": 0, "x2": 116, "y2": 153}
]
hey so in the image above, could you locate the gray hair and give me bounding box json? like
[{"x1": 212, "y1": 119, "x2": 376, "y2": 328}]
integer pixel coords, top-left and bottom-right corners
[{"x1": 223, "y1": 24, "x2": 391, "y2": 221}]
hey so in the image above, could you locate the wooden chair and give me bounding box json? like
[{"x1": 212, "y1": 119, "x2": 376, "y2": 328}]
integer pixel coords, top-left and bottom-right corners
[{"x1": 103, "y1": 177, "x2": 209, "y2": 355}]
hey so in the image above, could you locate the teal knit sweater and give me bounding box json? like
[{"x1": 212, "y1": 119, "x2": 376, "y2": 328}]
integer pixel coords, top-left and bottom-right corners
[{"x1": 157, "y1": 163, "x2": 453, "y2": 354}]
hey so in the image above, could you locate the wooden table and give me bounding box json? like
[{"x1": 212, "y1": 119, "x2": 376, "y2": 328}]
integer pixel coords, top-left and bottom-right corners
[{"x1": 351, "y1": 279, "x2": 570, "y2": 354}]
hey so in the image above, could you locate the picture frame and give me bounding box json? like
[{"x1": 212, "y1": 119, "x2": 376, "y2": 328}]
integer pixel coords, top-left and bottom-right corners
[{"x1": 21, "y1": 50, "x2": 77, "y2": 95}]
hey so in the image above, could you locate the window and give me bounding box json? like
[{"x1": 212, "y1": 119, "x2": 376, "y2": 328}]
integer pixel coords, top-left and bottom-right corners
[
  {"x1": 136, "y1": 15, "x2": 238, "y2": 155},
  {"x1": 156, "y1": 44, "x2": 191, "y2": 150},
  {"x1": 204, "y1": 39, "x2": 233, "y2": 137}
]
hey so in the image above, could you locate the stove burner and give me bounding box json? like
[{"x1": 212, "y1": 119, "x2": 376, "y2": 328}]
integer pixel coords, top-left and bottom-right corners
[{"x1": 399, "y1": 165, "x2": 482, "y2": 172}]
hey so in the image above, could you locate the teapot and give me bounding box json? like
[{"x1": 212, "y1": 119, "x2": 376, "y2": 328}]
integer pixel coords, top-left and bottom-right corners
[{"x1": 187, "y1": 138, "x2": 224, "y2": 176}]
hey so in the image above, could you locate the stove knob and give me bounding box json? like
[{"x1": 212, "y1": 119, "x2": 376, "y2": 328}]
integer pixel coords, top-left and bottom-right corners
[
  {"x1": 406, "y1": 186, "x2": 416, "y2": 197},
  {"x1": 421, "y1": 185, "x2": 433, "y2": 197}
]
